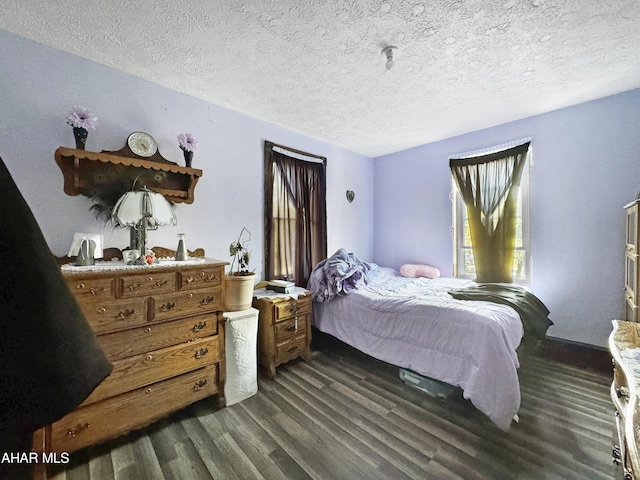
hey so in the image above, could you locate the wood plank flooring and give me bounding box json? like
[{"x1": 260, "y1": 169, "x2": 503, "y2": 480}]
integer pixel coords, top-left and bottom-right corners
[{"x1": 47, "y1": 339, "x2": 616, "y2": 480}]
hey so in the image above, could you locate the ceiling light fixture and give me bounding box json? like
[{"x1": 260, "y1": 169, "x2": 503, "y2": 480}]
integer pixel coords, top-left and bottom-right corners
[{"x1": 381, "y1": 46, "x2": 397, "y2": 70}]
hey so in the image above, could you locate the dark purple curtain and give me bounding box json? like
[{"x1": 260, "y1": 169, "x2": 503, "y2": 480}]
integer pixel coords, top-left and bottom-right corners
[{"x1": 264, "y1": 142, "x2": 327, "y2": 287}]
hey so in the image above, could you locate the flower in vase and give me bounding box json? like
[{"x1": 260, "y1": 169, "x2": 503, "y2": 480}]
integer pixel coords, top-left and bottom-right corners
[
  {"x1": 66, "y1": 105, "x2": 98, "y2": 130},
  {"x1": 177, "y1": 133, "x2": 198, "y2": 152}
]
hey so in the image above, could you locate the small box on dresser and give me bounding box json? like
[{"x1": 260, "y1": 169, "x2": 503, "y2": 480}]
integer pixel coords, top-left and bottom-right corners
[
  {"x1": 609, "y1": 319, "x2": 640, "y2": 480},
  {"x1": 32, "y1": 258, "x2": 228, "y2": 478},
  {"x1": 252, "y1": 289, "x2": 312, "y2": 379}
]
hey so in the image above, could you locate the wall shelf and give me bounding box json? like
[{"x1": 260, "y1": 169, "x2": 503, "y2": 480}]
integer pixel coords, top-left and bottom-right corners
[{"x1": 55, "y1": 147, "x2": 203, "y2": 205}]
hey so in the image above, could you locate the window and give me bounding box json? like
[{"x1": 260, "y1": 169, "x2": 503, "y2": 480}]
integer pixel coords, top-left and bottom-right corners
[
  {"x1": 264, "y1": 141, "x2": 327, "y2": 286},
  {"x1": 452, "y1": 149, "x2": 531, "y2": 283}
]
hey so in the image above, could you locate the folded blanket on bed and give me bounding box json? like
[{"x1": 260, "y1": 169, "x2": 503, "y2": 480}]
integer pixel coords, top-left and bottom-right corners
[
  {"x1": 307, "y1": 248, "x2": 379, "y2": 302},
  {"x1": 448, "y1": 284, "x2": 553, "y2": 341}
]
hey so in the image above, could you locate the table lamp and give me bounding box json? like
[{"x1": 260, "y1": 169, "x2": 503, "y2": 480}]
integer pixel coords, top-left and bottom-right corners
[{"x1": 111, "y1": 185, "x2": 176, "y2": 264}]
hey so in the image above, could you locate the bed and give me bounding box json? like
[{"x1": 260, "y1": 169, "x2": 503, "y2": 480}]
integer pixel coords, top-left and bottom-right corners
[{"x1": 308, "y1": 249, "x2": 551, "y2": 431}]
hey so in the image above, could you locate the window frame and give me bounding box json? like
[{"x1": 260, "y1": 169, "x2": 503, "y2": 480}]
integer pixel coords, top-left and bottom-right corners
[{"x1": 452, "y1": 157, "x2": 531, "y2": 284}]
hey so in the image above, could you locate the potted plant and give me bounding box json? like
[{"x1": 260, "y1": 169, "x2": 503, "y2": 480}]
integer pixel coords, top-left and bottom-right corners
[{"x1": 223, "y1": 227, "x2": 257, "y2": 311}]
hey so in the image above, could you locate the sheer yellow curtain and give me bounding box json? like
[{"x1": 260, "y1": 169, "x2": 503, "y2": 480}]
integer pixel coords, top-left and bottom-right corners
[
  {"x1": 264, "y1": 141, "x2": 327, "y2": 286},
  {"x1": 450, "y1": 142, "x2": 530, "y2": 283}
]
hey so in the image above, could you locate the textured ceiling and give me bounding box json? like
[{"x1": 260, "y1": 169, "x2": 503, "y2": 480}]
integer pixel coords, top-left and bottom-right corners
[{"x1": 2, "y1": 1, "x2": 640, "y2": 157}]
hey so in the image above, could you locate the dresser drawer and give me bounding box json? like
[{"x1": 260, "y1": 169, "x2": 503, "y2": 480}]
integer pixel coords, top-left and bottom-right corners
[
  {"x1": 151, "y1": 288, "x2": 222, "y2": 321},
  {"x1": 49, "y1": 365, "x2": 218, "y2": 453},
  {"x1": 274, "y1": 316, "x2": 307, "y2": 341},
  {"x1": 97, "y1": 312, "x2": 219, "y2": 360},
  {"x1": 76, "y1": 297, "x2": 148, "y2": 334},
  {"x1": 273, "y1": 296, "x2": 311, "y2": 322},
  {"x1": 275, "y1": 332, "x2": 308, "y2": 360},
  {"x1": 118, "y1": 271, "x2": 176, "y2": 298},
  {"x1": 66, "y1": 276, "x2": 114, "y2": 302},
  {"x1": 83, "y1": 336, "x2": 219, "y2": 405},
  {"x1": 178, "y1": 266, "x2": 223, "y2": 291}
]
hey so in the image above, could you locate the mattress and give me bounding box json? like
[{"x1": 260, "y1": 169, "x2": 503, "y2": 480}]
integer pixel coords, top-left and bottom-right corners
[{"x1": 312, "y1": 267, "x2": 523, "y2": 430}]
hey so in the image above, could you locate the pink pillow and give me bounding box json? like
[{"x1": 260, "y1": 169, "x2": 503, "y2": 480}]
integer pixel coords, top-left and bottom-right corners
[{"x1": 400, "y1": 264, "x2": 440, "y2": 279}]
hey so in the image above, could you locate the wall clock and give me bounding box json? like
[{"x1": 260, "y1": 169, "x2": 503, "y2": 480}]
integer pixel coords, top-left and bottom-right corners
[{"x1": 127, "y1": 132, "x2": 158, "y2": 158}]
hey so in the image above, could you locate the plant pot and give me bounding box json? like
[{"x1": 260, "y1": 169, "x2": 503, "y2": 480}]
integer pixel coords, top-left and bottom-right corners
[{"x1": 224, "y1": 273, "x2": 256, "y2": 312}]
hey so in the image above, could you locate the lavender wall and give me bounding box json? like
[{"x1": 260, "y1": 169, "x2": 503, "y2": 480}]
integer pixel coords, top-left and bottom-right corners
[
  {"x1": 3, "y1": 29, "x2": 638, "y2": 347},
  {"x1": 0, "y1": 30, "x2": 374, "y2": 280},
  {"x1": 374, "y1": 88, "x2": 640, "y2": 347}
]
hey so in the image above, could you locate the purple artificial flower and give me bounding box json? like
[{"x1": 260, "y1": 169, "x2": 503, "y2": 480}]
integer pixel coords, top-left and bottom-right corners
[
  {"x1": 66, "y1": 105, "x2": 98, "y2": 130},
  {"x1": 177, "y1": 133, "x2": 198, "y2": 152}
]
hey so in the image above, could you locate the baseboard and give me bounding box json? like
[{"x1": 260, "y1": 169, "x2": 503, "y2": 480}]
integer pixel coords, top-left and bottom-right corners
[{"x1": 538, "y1": 336, "x2": 611, "y2": 375}]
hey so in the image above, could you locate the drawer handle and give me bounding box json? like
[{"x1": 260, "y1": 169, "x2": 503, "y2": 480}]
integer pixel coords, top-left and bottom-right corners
[
  {"x1": 287, "y1": 346, "x2": 298, "y2": 354},
  {"x1": 201, "y1": 296, "x2": 215, "y2": 305},
  {"x1": 205, "y1": 274, "x2": 219, "y2": 282},
  {"x1": 67, "y1": 422, "x2": 90, "y2": 437},
  {"x1": 77, "y1": 283, "x2": 85, "y2": 289},
  {"x1": 155, "y1": 280, "x2": 169, "y2": 287},
  {"x1": 146, "y1": 355, "x2": 153, "y2": 361},
  {"x1": 193, "y1": 321, "x2": 207, "y2": 332},
  {"x1": 613, "y1": 445, "x2": 622, "y2": 465},
  {"x1": 186, "y1": 276, "x2": 198, "y2": 285},
  {"x1": 616, "y1": 386, "x2": 629, "y2": 398},
  {"x1": 89, "y1": 287, "x2": 105, "y2": 295},
  {"x1": 187, "y1": 293, "x2": 194, "y2": 298},
  {"x1": 162, "y1": 302, "x2": 177, "y2": 311},
  {"x1": 194, "y1": 348, "x2": 209, "y2": 359},
  {"x1": 144, "y1": 327, "x2": 152, "y2": 333},
  {"x1": 119, "y1": 308, "x2": 135, "y2": 319},
  {"x1": 193, "y1": 379, "x2": 208, "y2": 391},
  {"x1": 145, "y1": 388, "x2": 152, "y2": 394},
  {"x1": 96, "y1": 306, "x2": 106, "y2": 314},
  {"x1": 128, "y1": 283, "x2": 143, "y2": 292}
]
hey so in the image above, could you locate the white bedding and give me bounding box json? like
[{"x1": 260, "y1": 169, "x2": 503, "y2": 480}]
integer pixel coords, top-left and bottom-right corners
[{"x1": 312, "y1": 267, "x2": 523, "y2": 430}]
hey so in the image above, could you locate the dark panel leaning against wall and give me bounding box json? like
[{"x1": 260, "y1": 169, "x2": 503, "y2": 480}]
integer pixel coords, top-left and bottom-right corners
[{"x1": 0, "y1": 157, "x2": 112, "y2": 478}]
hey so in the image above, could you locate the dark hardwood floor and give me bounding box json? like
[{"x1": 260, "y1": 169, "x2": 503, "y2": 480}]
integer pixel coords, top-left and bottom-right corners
[{"x1": 47, "y1": 338, "x2": 616, "y2": 480}]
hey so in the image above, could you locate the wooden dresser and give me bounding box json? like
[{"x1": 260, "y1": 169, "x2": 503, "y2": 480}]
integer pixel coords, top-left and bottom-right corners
[
  {"x1": 625, "y1": 201, "x2": 640, "y2": 322},
  {"x1": 33, "y1": 258, "x2": 227, "y2": 464},
  {"x1": 252, "y1": 290, "x2": 312, "y2": 379},
  {"x1": 609, "y1": 320, "x2": 640, "y2": 479}
]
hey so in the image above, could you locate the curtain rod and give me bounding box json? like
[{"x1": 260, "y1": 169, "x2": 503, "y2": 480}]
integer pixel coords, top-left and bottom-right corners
[
  {"x1": 448, "y1": 137, "x2": 532, "y2": 160},
  {"x1": 266, "y1": 141, "x2": 326, "y2": 163}
]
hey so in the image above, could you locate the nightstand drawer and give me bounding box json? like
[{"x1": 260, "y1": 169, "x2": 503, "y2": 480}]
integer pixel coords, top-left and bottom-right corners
[
  {"x1": 178, "y1": 266, "x2": 223, "y2": 291},
  {"x1": 83, "y1": 336, "x2": 219, "y2": 405},
  {"x1": 119, "y1": 271, "x2": 176, "y2": 298},
  {"x1": 77, "y1": 297, "x2": 148, "y2": 334},
  {"x1": 275, "y1": 332, "x2": 308, "y2": 360},
  {"x1": 49, "y1": 365, "x2": 218, "y2": 454},
  {"x1": 273, "y1": 296, "x2": 311, "y2": 322},
  {"x1": 97, "y1": 312, "x2": 219, "y2": 360},
  {"x1": 151, "y1": 288, "x2": 222, "y2": 321},
  {"x1": 274, "y1": 316, "x2": 307, "y2": 341}
]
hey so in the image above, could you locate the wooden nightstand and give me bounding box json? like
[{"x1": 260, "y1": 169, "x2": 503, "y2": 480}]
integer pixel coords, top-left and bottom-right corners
[{"x1": 252, "y1": 290, "x2": 312, "y2": 379}]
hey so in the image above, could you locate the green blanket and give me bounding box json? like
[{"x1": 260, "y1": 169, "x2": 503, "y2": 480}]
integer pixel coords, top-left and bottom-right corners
[{"x1": 448, "y1": 284, "x2": 553, "y2": 342}]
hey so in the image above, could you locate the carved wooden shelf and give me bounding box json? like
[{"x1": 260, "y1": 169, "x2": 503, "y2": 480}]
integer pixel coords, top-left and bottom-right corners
[{"x1": 55, "y1": 147, "x2": 203, "y2": 204}]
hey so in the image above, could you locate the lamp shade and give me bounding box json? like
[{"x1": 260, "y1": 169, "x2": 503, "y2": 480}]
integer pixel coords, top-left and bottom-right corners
[{"x1": 112, "y1": 188, "x2": 176, "y2": 228}]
